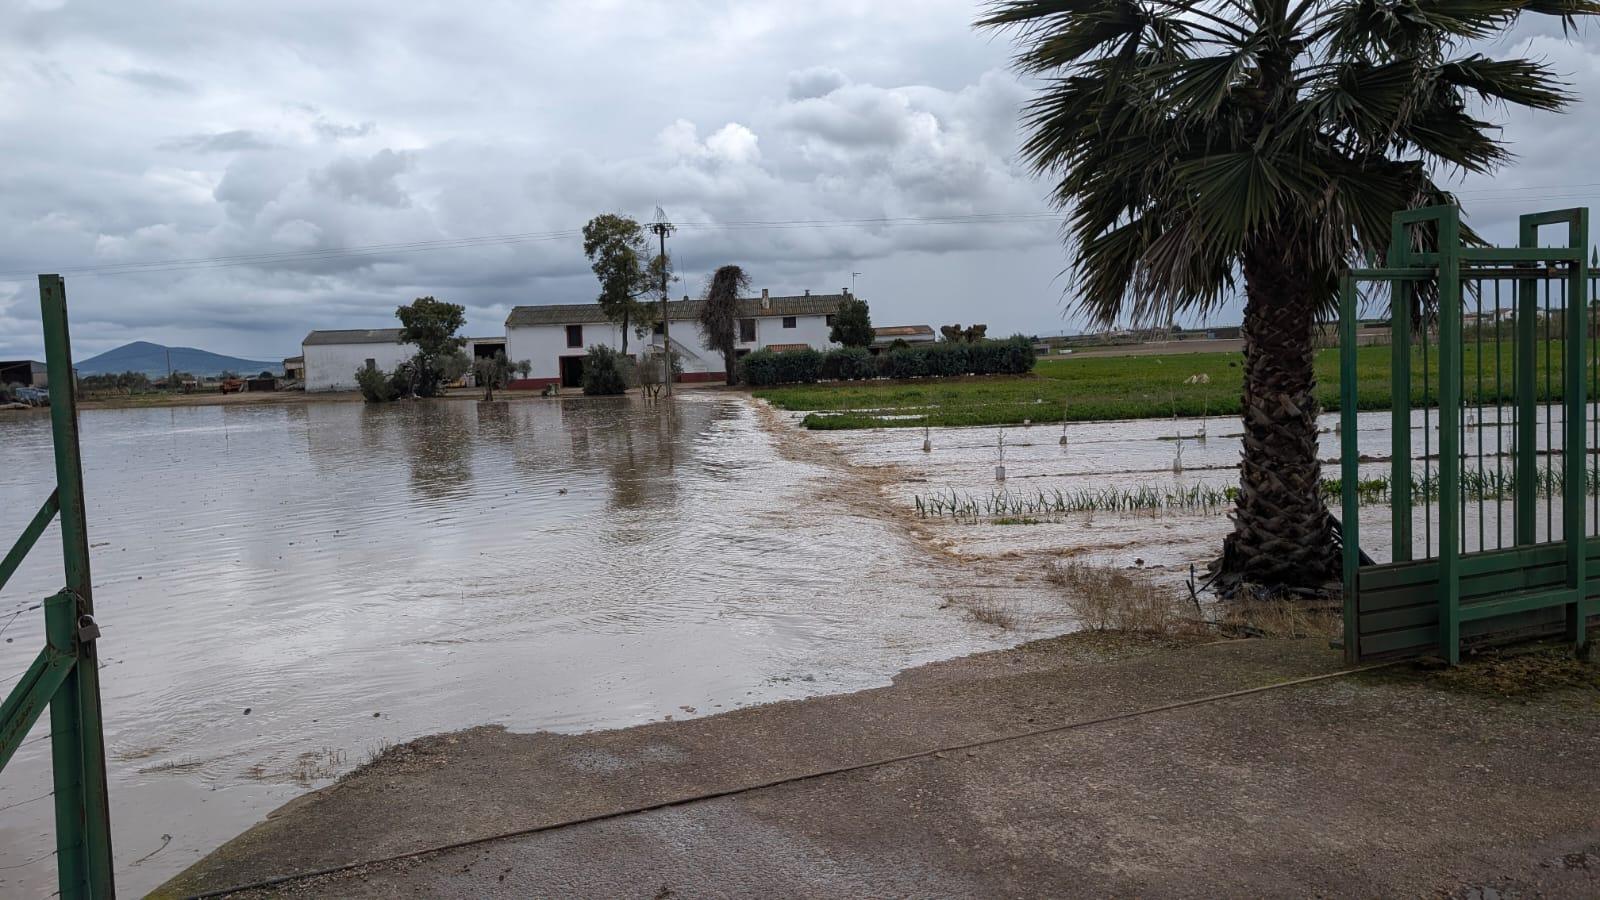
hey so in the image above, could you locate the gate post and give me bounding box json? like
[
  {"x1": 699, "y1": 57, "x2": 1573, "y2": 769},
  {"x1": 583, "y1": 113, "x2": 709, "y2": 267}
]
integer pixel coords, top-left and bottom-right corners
[
  {"x1": 1436, "y1": 210, "x2": 1464, "y2": 664},
  {"x1": 1516, "y1": 222, "x2": 1540, "y2": 545},
  {"x1": 39, "y1": 275, "x2": 116, "y2": 899},
  {"x1": 1561, "y1": 212, "x2": 1590, "y2": 654},
  {"x1": 1389, "y1": 216, "x2": 1414, "y2": 560},
  {"x1": 1339, "y1": 273, "x2": 1361, "y2": 661}
]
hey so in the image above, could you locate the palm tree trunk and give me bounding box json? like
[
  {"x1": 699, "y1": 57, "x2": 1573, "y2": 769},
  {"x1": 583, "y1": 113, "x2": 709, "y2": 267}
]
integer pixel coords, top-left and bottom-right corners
[{"x1": 1223, "y1": 238, "x2": 1339, "y2": 589}]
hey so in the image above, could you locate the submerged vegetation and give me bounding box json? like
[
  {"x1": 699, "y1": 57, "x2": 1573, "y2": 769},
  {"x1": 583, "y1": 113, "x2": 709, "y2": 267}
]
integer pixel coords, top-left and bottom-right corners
[
  {"x1": 917, "y1": 463, "x2": 1600, "y2": 524},
  {"x1": 760, "y1": 341, "x2": 1575, "y2": 430}
]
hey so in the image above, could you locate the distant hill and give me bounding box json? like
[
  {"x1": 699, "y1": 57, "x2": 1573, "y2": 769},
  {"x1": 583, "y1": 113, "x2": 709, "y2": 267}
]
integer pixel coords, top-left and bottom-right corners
[{"x1": 77, "y1": 341, "x2": 280, "y2": 378}]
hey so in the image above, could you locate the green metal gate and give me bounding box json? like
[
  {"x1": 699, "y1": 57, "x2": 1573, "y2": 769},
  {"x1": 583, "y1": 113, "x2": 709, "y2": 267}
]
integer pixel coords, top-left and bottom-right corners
[
  {"x1": 1339, "y1": 206, "x2": 1595, "y2": 664},
  {"x1": 0, "y1": 276, "x2": 116, "y2": 897}
]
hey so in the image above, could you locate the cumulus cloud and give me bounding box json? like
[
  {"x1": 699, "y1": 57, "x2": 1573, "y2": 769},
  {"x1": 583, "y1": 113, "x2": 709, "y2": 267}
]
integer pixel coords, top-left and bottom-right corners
[
  {"x1": 787, "y1": 65, "x2": 847, "y2": 100},
  {"x1": 310, "y1": 149, "x2": 413, "y2": 207},
  {"x1": 0, "y1": 0, "x2": 1594, "y2": 360}
]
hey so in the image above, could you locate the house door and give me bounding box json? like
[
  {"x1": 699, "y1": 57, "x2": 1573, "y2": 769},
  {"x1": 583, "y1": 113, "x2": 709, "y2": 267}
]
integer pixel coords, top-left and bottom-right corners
[{"x1": 559, "y1": 355, "x2": 584, "y2": 388}]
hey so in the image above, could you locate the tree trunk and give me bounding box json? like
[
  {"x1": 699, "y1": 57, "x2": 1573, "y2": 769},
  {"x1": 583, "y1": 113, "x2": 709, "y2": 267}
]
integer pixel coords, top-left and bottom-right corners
[
  {"x1": 1223, "y1": 235, "x2": 1339, "y2": 589},
  {"x1": 724, "y1": 348, "x2": 737, "y2": 385},
  {"x1": 621, "y1": 308, "x2": 630, "y2": 354}
]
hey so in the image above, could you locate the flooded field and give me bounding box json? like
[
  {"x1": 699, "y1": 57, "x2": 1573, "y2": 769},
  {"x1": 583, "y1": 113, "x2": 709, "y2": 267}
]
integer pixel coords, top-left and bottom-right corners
[
  {"x1": 0, "y1": 394, "x2": 1071, "y2": 896},
  {"x1": 799, "y1": 402, "x2": 1599, "y2": 587}
]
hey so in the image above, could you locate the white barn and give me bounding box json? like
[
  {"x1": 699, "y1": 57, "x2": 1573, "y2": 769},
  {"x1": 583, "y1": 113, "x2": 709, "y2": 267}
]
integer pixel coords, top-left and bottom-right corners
[
  {"x1": 504, "y1": 290, "x2": 850, "y2": 388},
  {"x1": 301, "y1": 328, "x2": 417, "y2": 392}
]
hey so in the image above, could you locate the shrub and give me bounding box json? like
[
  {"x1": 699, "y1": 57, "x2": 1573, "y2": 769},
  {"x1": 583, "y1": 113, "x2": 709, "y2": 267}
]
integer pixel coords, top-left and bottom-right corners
[
  {"x1": 884, "y1": 347, "x2": 929, "y2": 379},
  {"x1": 583, "y1": 345, "x2": 630, "y2": 395},
  {"x1": 739, "y1": 349, "x2": 780, "y2": 386},
  {"x1": 822, "y1": 347, "x2": 875, "y2": 381},
  {"x1": 355, "y1": 365, "x2": 398, "y2": 403},
  {"x1": 746, "y1": 337, "x2": 1036, "y2": 386},
  {"x1": 773, "y1": 347, "x2": 823, "y2": 384},
  {"x1": 999, "y1": 334, "x2": 1036, "y2": 374}
]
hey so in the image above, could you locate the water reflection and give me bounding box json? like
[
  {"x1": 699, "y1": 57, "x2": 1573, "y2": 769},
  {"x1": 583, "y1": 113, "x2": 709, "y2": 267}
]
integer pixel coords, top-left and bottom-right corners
[{"x1": 0, "y1": 393, "x2": 1034, "y2": 897}]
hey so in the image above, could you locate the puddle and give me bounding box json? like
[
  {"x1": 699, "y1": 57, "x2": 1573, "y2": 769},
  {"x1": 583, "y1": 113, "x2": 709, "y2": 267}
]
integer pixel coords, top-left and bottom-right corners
[{"x1": 0, "y1": 395, "x2": 1068, "y2": 896}]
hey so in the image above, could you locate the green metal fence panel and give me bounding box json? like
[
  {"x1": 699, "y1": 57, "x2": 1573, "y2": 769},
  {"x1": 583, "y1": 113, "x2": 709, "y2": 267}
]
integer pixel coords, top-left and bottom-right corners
[
  {"x1": 1342, "y1": 207, "x2": 1594, "y2": 663},
  {"x1": 0, "y1": 276, "x2": 116, "y2": 898}
]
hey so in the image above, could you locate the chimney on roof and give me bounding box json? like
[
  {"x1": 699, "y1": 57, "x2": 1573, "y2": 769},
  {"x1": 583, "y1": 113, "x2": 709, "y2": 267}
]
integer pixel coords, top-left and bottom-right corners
[
  {"x1": 761, "y1": 288, "x2": 770, "y2": 309},
  {"x1": 842, "y1": 287, "x2": 849, "y2": 297},
  {"x1": 804, "y1": 288, "x2": 810, "y2": 297}
]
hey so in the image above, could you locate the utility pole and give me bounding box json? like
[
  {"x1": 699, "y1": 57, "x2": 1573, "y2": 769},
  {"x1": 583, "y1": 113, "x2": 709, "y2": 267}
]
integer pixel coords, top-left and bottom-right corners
[
  {"x1": 851, "y1": 271, "x2": 861, "y2": 294},
  {"x1": 648, "y1": 207, "x2": 675, "y2": 397}
]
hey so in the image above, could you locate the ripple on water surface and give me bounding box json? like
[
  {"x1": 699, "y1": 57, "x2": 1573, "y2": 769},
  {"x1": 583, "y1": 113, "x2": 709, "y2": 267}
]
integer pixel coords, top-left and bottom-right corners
[{"x1": 0, "y1": 394, "x2": 1050, "y2": 896}]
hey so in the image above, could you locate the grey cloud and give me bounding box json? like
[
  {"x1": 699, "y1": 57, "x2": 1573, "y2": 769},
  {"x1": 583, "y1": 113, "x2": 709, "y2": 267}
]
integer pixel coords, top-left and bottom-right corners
[
  {"x1": 160, "y1": 130, "x2": 278, "y2": 153},
  {"x1": 787, "y1": 65, "x2": 847, "y2": 100},
  {"x1": 310, "y1": 149, "x2": 413, "y2": 208},
  {"x1": 107, "y1": 66, "x2": 193, "y2": 94},
  {"x1": 2, "y1": 1, "x2": 1592, "y2": 362},
  {"x1": 313, "y1": 117, "x2": 377, "y2": 140}
]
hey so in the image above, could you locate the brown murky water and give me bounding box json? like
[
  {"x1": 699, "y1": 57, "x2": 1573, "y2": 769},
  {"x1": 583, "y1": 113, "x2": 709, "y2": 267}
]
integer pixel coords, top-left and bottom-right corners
[{"x1": 0, "y1": 395, "x2": 1068, "y2": 896}]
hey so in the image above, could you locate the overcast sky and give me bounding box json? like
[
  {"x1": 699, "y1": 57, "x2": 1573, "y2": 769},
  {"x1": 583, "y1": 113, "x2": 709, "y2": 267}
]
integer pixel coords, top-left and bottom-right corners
[{"x1": 2, "y1": 1, "x2": 1598, "y2": 361}]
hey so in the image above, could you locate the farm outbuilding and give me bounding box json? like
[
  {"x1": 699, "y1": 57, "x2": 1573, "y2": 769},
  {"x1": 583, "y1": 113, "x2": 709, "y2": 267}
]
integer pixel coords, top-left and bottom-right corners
[
  {"x1": 0, "y1": 359, "x2": 48, "y2": 388},
  {"x1": 300, "y1": 329, "x2": 417, "y2": 392},
  {"x1": 505, "y1": 290, "x2": 850, "y2": 388}
]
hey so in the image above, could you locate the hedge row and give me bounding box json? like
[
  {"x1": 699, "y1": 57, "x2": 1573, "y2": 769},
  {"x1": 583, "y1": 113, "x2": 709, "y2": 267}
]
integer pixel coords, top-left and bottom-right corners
[{"x1": 739, "y1": 335, "x2": 1035, "y2": 386}]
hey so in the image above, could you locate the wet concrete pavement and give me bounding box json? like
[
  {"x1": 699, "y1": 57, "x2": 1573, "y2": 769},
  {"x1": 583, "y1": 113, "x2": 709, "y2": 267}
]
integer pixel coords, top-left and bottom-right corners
[{"x1": 159, "y1": 636, "x2": 1600, "y2": 898}]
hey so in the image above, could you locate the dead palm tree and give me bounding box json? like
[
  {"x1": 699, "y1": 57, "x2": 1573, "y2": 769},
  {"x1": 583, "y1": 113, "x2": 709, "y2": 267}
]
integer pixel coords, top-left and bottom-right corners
[
  {"x1": 979, "y1": 0, "x2": 1595, "y2": 588},
  {"x1": 700, "y1": 265, "x2": 750, "y2": 384}
]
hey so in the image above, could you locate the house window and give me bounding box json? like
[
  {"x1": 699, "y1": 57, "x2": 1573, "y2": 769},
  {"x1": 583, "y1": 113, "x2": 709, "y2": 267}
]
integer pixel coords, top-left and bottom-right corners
[
  {"x1": 364, "y1": 358, "x2": 376, "y2": 371},
  {"x1": 782, "y1": 316, "x2": 796, "y2": 329},
  {"x1": 739, "y1": 318, "x2": 757, "y2": 342},
  {"x1": 653, "y1": 322, "x2": 664, "y2": 335},
  {"x1": 825, "y1": 314, "x2": 836, "y2": 327},
  {"x1": 566, "y1": 324, "x2": 583, "y2": 348}
]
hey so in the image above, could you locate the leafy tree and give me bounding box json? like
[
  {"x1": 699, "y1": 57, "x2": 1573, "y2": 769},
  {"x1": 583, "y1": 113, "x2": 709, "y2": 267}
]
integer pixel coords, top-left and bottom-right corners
[
  {"x1": 829, "y1": 296, "x2": 874, "y2": 348},
  {"x1": 979, "y1": 0, "x2": 1594, "y2": 588},
  {"x1": 439, "y1": 350, "x2": 473, "y2": 385},
  {"x1": 698, "y1": 264, "x2": 749, "y2": 383},
  {"x1": 473, "y1": 351, "x2": 513, "y2": 401},
  {"x1": 939, "y1": 324, "x2": 988, "y2": 343},
  {"x1": 582, "y1": 214, "x2": 657, "y2": 352},
  {"x1": 582, "y1": 344, "x2": 630, "y2": 395},
  {"x1": 395, "y1": 296, "x2": 466, "y2": 397},
  {"x1": 355, "y1": 365, "x2": 398, "y2": 403}
]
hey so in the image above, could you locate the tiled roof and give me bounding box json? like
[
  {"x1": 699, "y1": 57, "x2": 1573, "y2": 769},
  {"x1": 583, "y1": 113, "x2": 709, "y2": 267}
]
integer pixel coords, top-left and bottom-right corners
[
  {"x1": 506, "y1": 294, "x2": 847, "y2": 328},
  {"x1": 873, "y1": 325, "x2": 935, "y2": 339},
  {"x1": 302, "y1": 328, "x2": 406, "y2": 346}
]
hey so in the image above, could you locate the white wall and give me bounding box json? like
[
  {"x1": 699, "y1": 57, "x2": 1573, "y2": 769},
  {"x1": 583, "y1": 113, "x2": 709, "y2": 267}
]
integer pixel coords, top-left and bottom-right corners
[
  {"x1": 506, "y1": 322, "x2": 626, "y2": 381},
  {"x1": 303, "y1": 341, "x2": 416, "y2": 392},
  {"x1": 505, "y1": 313, "x2": 837, "y2": 381},
  {"x1": 754, "y1": 313, "x2": 834, "y2": 350}
]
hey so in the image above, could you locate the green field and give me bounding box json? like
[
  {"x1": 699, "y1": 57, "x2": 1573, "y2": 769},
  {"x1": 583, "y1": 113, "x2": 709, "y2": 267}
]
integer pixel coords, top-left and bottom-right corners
[{"x1": 756, "y1": 342, "x2": 1577, "y2": 429}]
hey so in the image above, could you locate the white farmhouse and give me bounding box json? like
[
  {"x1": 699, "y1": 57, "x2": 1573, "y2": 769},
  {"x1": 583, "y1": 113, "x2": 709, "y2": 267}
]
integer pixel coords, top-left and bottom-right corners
[
  {"x1": 301, "y1": 328, "x2": 417, "y2": 392},
  {"x1": 504, "y1": 290, "x2": 850, "y2": 388}
]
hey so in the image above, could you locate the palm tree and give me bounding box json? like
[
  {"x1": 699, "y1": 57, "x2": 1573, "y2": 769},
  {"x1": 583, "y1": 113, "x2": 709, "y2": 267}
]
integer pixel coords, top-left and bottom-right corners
[
  {"x1": 699, "y1": 265, "x2": 750, "y2": 384},
  {"x1": 979, "y1": 0, "x2": 1595, "y2": 588}
]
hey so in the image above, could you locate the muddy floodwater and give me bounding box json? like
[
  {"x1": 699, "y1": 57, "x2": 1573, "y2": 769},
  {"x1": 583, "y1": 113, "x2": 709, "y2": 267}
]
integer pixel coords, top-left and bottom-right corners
[{"x1": 0, "y1": 394, "x2": 1073, "y2": 897}]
